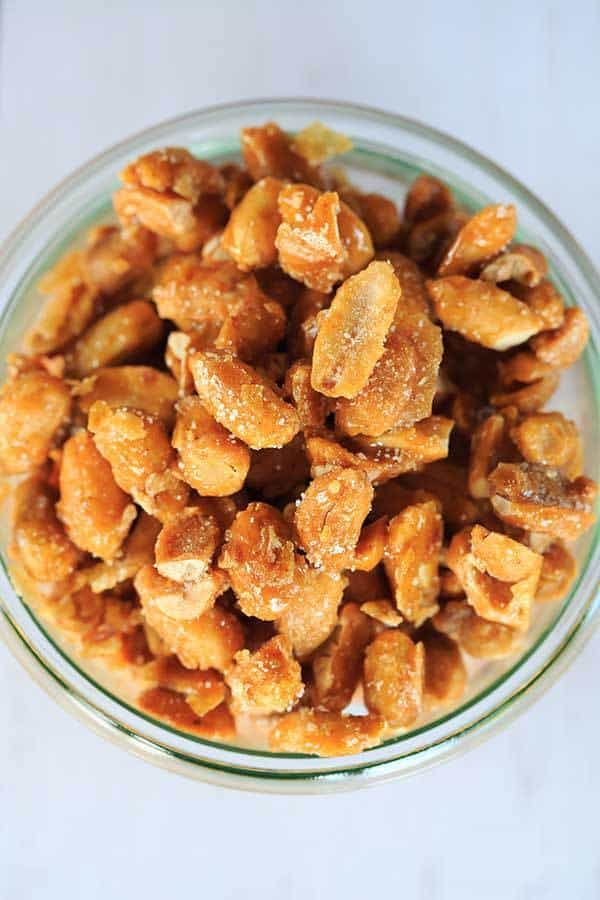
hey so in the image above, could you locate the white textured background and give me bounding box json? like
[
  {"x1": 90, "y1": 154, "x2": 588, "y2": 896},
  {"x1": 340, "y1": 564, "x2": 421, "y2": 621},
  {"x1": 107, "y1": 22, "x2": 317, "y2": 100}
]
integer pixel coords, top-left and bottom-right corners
[{"x1": 1, "y1": 1, "x2": 600, "y2": 897}]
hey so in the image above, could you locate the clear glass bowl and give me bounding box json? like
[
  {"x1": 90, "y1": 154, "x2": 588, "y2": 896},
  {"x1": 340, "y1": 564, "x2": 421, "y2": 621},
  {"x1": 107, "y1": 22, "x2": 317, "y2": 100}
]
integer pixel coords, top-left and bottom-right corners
[{"x1": 1, "y1": 98, "x2": 599, "y2": 794}]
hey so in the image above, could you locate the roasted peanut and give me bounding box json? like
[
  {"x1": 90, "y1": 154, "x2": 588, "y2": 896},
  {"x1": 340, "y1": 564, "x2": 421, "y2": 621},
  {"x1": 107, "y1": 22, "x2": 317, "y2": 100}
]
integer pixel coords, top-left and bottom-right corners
[
  {"x1": 0, "y1": 369, "x2": 71, "y2": 474},
  {"x1": 480, "y1": 244, "x2": 547, "y2": 288},
  {"x1": 422, "y1": 630, "x2": 467, "y2": 710},
  {"x1": 276, "y1": 565, "x2": 346, "y2": 659},
  {"x1": 433, "y1": 599, "x2": 520, "y2": 659},
  {"x1": 530, "y1": 307, "x2": 589, "y2": 369},
  {"x1": 81, "y1": 512, "x2": 161, "y2": 593},
  {"x1": 291, "y1": 121, "x2": 353, "y2": 166},
  {"x1": 284, "y1": 360, "x2": 330, "y2": 436},
  {"x1": 311, "y1": 603, "x2": 372, "y2": 711},
  {"x1": 242, "y1": 122, "x2": 316, "y2": 183},
  {"x1": 26, "y1": 251, "x2": 98, "y2": 354},
  {"x1": 75, "y1": 366, "x2": 178, "y2": 429},
  {"x1": 404, "y1": 174, "x2": 453, "y2": 226},
  {"x1": 359, "y1": 599, "x2": 403, "y2": 627},
  {"x1": 535, "y1": 542, "x2": 577, "y2": 603},
  {"x1": 351, "y1": 516, "x2": 388, "y2": 572},
  {"x1": 510, "y1": 412, "x2": 579, "y2": 469},
  {"x1": 221, "y1": 176, "x2": 283, "y2": 270},
  {"x1": 269, "y1": 708, "x2": 384, "y2": 756},
  {"x1": 384, "y1": 500, "x2": 443, "y2": 626},
  {"x1": 154, "y1": 507, "x2": 221, "y2": 583},
  {"x1": 11, "y1": 475, "x2": 79, "y2": 582},
  {"x1": 82, "y1": 224, "x2": 157, "y2": 294},
  {"x1": 438, "y1": 204, "x2": 516, "y2": 276},
  {"x1": 510, "y1": 280, "x2": 565, "y2": 330},
  {"x1": 226, "y1": 635, "x2": 303, "y2": 715},
  {"x1": 363, "y1": 630, "x2": 424, "y2": 727}
]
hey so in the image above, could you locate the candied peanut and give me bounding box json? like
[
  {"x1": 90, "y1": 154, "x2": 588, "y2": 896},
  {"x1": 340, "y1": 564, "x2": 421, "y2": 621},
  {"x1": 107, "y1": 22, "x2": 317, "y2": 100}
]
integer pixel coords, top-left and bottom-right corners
[
  {"x1": 275, "y1": 183, "x2": 374, "y2": 292},
  {"x1": 144, "y1": 655, "x2": 226, "y2": 712},
  {"x1": 153, "y1": 256, "x2": 251, "y2": 332},
  {"x1": 497, "y1": 351, "x2": 554, "y2": 386},
  {"x1": 11, "y1": 475, "x2": 79, "y2": 582},
  {"x1": 221, "y1": 176, "x2": 283, "y2": 270},
  {"x1": 360, "y1": 599, "x2": 403, "y2": 627},
  {"x1": 58, "y1": 431, "x2": 136, "y2": 561},
  {"x1": 284, "y1": 360, "x2": 330, "y2": 437},
  {"x1": 26, "y1": 251, "x2": 99, "y2": 354},
  {"x1": 407, "y1": 210, "x2": 468, "y2": 269},
  {"x1": 447, "y1": 525, "x2": 542, "y2": 631},
  {"x1": 241, "y1": 122, "x2": 316, "y2": 183},
  {"x1": 350, "y1": 192, "x2": 400, "y2": 248},
  {"x1": 422, "y1": 630, "x2": 466, "y2": 709},
  {"x1": 154, "y1": 508, "x2": 221, "y2": 582},
  {"x1": 438, "y1": 204, "x2": 516, "y2": 277},
  {"x1": 219, "y1": 502, "x2": 302, "y2": 620},
  {"x1": 136, "y1": 569, "x2": 243, "y2": 670},
  {"x1": 139, "y1": 687, "x2": 234, "y2": 736},
  {"x1": 269, "y1": 708, "x2": 384, "y2": 756},
  {"x1": 480, "y1": 244, "x2": 548, "y2": 288},
  {"x1": 75, "y1": 366, "x2": 178, "y2": 429},
  {"x1": 288, "y1": 288, "x2": 330, "y2": 359},
  {"x1": 439, "y1": 569, "x2": 463, "y2": 598},
  {"x1": 467, "y1": 413, "x2": 515, "y2": 499},
  {"x1": 0, "y1": 369, "x2": 71, "y2": 474},
  {"x1": 401, "y1": 462, "x2": 481, "y2": 528},
  {"x1": 137, "y1": 562, "x2": 227, "y2": 621},
  {"x1": 246, "y1": 436, "x2": 310, "y2": 499},
  {"x1": 254, "y1": 351, "x2": 288, "y2": 385},
  {"x1": 536, "y1": 542, "x2": 577, "y2": 603},
  {"x1": 384, "y1": 500, "x2": 442, "y2": 626},
  {"x1": 509, "y1": 280, "x2": 565, "y2": 330},
  {"x1": 190, "y1": 350, "x2": 300, "y2": 450},
  {"x1": 294, "y1": 467, "x2": 373, "y2": 570},
  {"x1": 172, "y1": 396, "x2": 250, "y2": 496},
  {"x1": 404, "y1": 174, "x2": 453, "y2": 226},
  {"x1": 345, "y1": 566, "x2": 390, "y2": 604},
  {"x1": 375, "y1": 251, "x2": 430, "y2": 315},
  {"x1": 312, "y1": 261, "x2": 400, "y2": 399},
  {"x1": 353, "y1": 417, "x2": 453, "y2": 463},
  {"x1": 306, "y1": 435, "x2": 420, "y2": 485},
  {"x1": 311, "y1": 603, "x2": 372, "y2": 711},
  {"x1": 363, "y1": 630, "x2": 424, "y2": 727},
  {"x1": 510, "y1": 413, "x2": 579, "y2": 469},
  {"x1": 276, "y1": 566, "x2": 346, "y2": 659},
  {"x1": 214, "y1": 291, "x2": 286, "y2": 364},
  {"x1": 490, "y1": 372, "x2": 560, "y2": 413},
  {"x1": 226, "y1": 635, "x2": 303, "y2": 715},
  {"x1": 121, "y1": 148, "x2": 223, "y2": 202},
  {"x1": 220, "y1": 162, "x2": 253, "y2": 211},
  {"x1": 165, "y1": 330, "x2": 211, "y2": 394},
  {"x1": 489, "y1": 462, "x2": 597, "y2": 541},
  {"x1": 530, "y1": 307, "x2": 589, "y2": 369},
  {"x1": 89, "y1": 401, "x2": 188, "y2": 521},
  {"x1": 67, "y1": 300, "x2": 163, "y2": 378},
  {"x1": 80, "y1": 512, "x2": 160, "y2": 593},
  {"x1": 291, "y1": 122, "x2": 353, "y2": 165},
  {"x1": 335, "y1": 310, "x2": 442, "y2": 435},
  {"x1": 433, "y1": 599, "x2": 520, "y2": 659},
  {"x1": 83, "y1": 224, "x2": 157, "y2": 294},
  {"x1": 427, "y1": 277, "x2": 544, "y2": 351},
  {"x1": 351, "y1": 517, "x2": 388, "y2": 571}
]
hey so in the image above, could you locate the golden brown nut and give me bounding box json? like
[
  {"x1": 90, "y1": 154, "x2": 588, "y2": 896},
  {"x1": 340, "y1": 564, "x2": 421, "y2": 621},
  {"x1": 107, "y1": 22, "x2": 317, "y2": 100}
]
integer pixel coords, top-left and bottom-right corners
[
  {"x1": 284, "y1": 360, "x2": 330, "y2": 436},
  {"x1": 172, "y1": 396, "x2": 250, "y2": 496},
  {"x1": 82, "y1": 224, "x2": 157, "y2": 294},
  {"x1": 305, "y1": 435, "x2": 419, "y2": 486},
  {"x1": 400, "y1": 461, "x2": 481, "y2": 528},
  {"x1": 375, "y1": 251, "x2": 430, "y2": 314},
  {"x1": 58, "y1": 431, "x2": 136, "y2": 561},
  {"x1": 530, "y1": 307, "x2": 589, "y2": 369},
  {"x1": 269, "y1": 708, "x2": 384, "y2": 756},
  {"x1": 291, "y1": 121, "x2": 353, "y2": 165},
  {"x1": 404, "y1": 174, "x2": 453, "y2": 226},
  {"x1": 311, "y1": 261, "x2": 400, "y2": 399},
  {"x1": 422, "y1": 630, "x2": 467, "y2": 710},
  {"x1": 190, "y1": 349, "x2": 300, "y2": 450},
  {"x1": 25, "y1": 251, "x2": 99, "y2": 354},
  {"x1": 226, "y1": 635, "x2": 303, "y2": 715},
  {"x1": 480, "y1": 244, "x2": 548, "y2": 288},
  {"x1": 67, "y1": 300, "x2": 163, "y2": 378},
  {"x1": 154, "y1": 508, "x2": 221, "y2": 583},
  {"x1": 353, "y1": 416, "x2": 453, "y2": 462},
  {"x1": 467, "y1": 412, "x2": 513, "y2": 499},
  {"x1": 363, "y1": 630, "x2": 424, "y2": 727},
  {"x1": 219, "y1": 502, "x2": 302, "y2": 620},
  {"x1": 288, "y1": 288, "x2": 331, "y2": 359},
  {"x1": 246, "y1": 436, "x2": 310, "y2": 499},
  {"x1": 294, "y1": 467, "x2": 373, "y2": 570},
  {"x1": 510, "y1": 413, "x2": 579, "y2": 469},
  {"x1": 311, "y1": 603, "x2": 372, "y2": 711},
  {"x1": 446, "y1": 525, "x2": 542, "y2": 631},
  {"x1": 221, "y1": 176, "x2": 283, "y2": 270},
  {"x1": 383, "y1": 500, "x2": 442, "y2": 626},
  {"x1": 359, "y1": 599, "x2": 403, "y2": 627},
  {"x1": 275, "y1": 183, "x2": 374, "y2": 292},
  {"x1": 509, "y1": 279, "x2": 565, "y2": 330},
  {"x1": 0, "y1": 369, "x2": 71, "y2": 474},
  {"x1": 11, "y1": 475, "x2": 79, "y2": 582},
  {"x1": 497, "y1": 351, "x2": 555, "y2": 386},
  {"x1": 427, "y1": 277, "x2": 544, "y2": 350},
  {"x1": 276, "y1": 565, "x2": 346, "y2": 659},
  {"x1": 489, "y1": 462, "x2": 597, "y2": 541},
  {"x1": 433, "y1": 599, "x2": 520, "y2": 659},
  {"x1": 75, "y1": 366, "x2": 178, "y2": 429},
  {"x1": 407, "y1": 210, "x2": 468, "y2": 269},
  {"x1": 351, "y1": 516, "x2": 388, "y2": 572},
  {"x1": 535, "y1": 543, "x2": 577, "y2": 603},
  {"x1": 490, "y1": 372, "x2": 560, "y2": 413},
  {"x1": 164, "y1": 330, "x2": 211, "y2": 395},
  {"x1": 81, "y1": 512, "x2": 161, "y2": 593},
  {"x1": 144, "y1": 655, "x2": 226, "y2": 716},
  {"x1": 241, "y1": 122, "x2": 316, "y2": 183},
  {"x1": 438, "y1": 204, "x2": 517, "y2": 276},
  {"x1": 88, "y1": 401, "x2": 188, "y2": 521}
]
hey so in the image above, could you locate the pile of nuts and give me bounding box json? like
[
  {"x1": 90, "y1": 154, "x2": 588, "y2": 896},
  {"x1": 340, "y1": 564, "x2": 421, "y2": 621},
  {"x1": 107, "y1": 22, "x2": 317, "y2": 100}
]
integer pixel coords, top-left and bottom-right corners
[{"x1": 1, "y1": 120, "x2": 596, "y2": 756}]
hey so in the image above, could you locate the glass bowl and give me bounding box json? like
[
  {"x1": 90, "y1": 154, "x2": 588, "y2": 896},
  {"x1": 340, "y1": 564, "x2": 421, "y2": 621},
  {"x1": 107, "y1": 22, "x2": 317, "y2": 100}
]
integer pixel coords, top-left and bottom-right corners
[{"x1": 1, "y1": 98, "x2": 599, "y2": 794}]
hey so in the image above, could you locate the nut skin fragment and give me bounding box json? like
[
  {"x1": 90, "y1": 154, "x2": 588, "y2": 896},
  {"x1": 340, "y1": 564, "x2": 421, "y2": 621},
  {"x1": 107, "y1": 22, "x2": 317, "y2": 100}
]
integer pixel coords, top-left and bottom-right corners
[
  {"x1": 0, "y1": 369, "x2": 71, "y2": 474},
  {"x1": 446, "y1": 525, "x2": 542, "y2": 631},
  {"x1": 433, "y1": 599, "x2": 520, "y2": 659},
  {"x1": 311, "y1": 603, "x2": 373, "y2": 712},
  {"x1": 530, "y1": 307, "x2": 589, "y2": 369},
  {"x1": 422, "y1": 630, "x2": 467, "y2": 710},
  {"x1": 311, "y1": 261, "x2": 400, "y2": 399},
  {"x1": 221, "y1": 176, "x2": 284, "y2": 270},
  {"x1": 294, "y1": 467, "x2": 373, "y2": 570},
  {"x1": 488, "y1": 462, "x2": 597, "y2": 541},
  {"x1": 11, "y1": 475, "x2": 79, "y2": 582},
  {"x1": 269, "y1": 708, "x2": 384, "y2": 756},
  {"x1": 384, "y1": 501, "x2": 443, "y2": 626},
  {"x1": 226, "y1": 635, "x2": 303, "y2": 716},
  {"x1": 67, "y1": 300, "x2": 164, "y2": 378},
  {"x1": 363, "y1": 630, "x2": 425, "y2": 727},
  {"x1": 480, "y1": 244, "x2": 548, "y2": 288},
  {"x1": 438, "y1": 204, "x2": 517, "y2": 276},
  {"x1": 172, "y1": 396, "x2": 250, "y2": 496},
  {"x1": 88, "y1": 401, "x2": 188, "y2": 522},
  {"x1": 427, "y1": 276, "x2": 545, "y2": 351},
  {"x1": 535, "y1": 543, "x2": 577, "y2": 603},
  {"x1": 190, "y1": 349, "x2": 300, "y2": 450},
  {"x1": 154, "y1": 508, "x2": 221, "y2": 583},
  {"x1": 75, "y1": 366, "x2": 178, "y2": 429},
  {"x1": 58, "y1": 431, "x2": 137, "y2": 561}
]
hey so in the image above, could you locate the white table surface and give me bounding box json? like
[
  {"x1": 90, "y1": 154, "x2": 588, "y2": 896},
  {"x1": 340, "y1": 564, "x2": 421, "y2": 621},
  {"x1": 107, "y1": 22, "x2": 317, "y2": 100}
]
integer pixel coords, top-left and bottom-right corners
[{"x1": 2, "y1": 1, "x2": 600, "y2": 897}]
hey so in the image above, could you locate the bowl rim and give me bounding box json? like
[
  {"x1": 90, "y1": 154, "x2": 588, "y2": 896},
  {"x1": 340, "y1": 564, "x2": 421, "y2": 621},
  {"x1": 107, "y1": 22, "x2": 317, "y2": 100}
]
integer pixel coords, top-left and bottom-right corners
[{"x1": 1, "y1": 96, "x2": 600, "y2": 793}]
